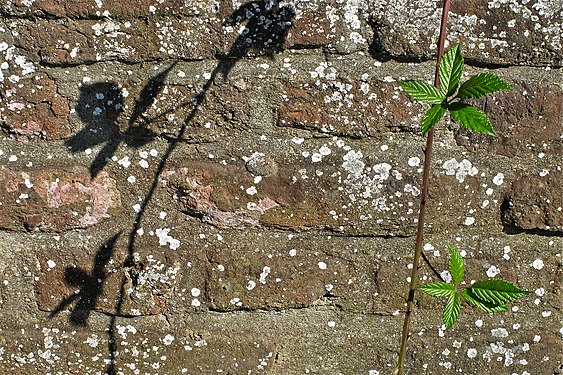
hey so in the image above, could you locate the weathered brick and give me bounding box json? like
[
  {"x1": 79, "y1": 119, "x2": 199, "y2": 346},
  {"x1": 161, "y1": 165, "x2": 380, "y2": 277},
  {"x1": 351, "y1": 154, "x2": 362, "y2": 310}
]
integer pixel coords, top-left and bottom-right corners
[
  {"x1": 1, "y1": 0, "x2": 215, "y2": 18},
  {"x1": 159, "y1": 147, "x2": 426, "y2": 237},
  {"x1": 454, "y1": 82, "x2": 563, "y2": 158},
  {"x1": 36, "y1": 232, "x2": 187, "y2": 318},
  {"x1": 370, "y1": 1, "x2": 562, "y2": 66},
  {"x1": 0, "y1": 167, "x2": 121, "y2": 231},
  {"x1": 0, "y1": 73, "x2": 71, "y2": 140},
  {"x1": 2, "y1": 2, "x2": 299, "y2": 65},
  {"x1": 501, "y1": 173, "x2": 563, "y2": 233},
  {"x1": 0, "y1": 319, "x2": 277, "y2": 374},
  {"x1": 278, "y1": 78, "x2": 423, "y2": 136}
]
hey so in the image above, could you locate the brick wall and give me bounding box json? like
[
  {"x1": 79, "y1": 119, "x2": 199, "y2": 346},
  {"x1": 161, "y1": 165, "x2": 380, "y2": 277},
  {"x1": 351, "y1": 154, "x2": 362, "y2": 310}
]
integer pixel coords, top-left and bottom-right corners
[{"x1": 0, "y1": 1, "x2": 561, "y2": 373}]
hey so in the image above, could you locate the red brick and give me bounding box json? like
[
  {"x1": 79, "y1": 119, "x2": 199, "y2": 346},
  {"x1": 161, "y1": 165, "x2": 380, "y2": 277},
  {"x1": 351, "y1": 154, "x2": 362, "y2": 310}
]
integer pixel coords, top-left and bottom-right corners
[
  {"x1": 0, "y1": 167, "x2": 121, "y2": 231},
  {"x1": 0, "y1": 73, "x2": 71, "y2": 140}
]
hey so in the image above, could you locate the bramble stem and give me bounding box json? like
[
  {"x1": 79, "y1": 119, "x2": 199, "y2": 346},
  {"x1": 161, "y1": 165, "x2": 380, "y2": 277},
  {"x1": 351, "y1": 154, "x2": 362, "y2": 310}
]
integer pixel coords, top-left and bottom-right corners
[{"x1": 394, "y1": 1, "x2": 452, "y2": 373}]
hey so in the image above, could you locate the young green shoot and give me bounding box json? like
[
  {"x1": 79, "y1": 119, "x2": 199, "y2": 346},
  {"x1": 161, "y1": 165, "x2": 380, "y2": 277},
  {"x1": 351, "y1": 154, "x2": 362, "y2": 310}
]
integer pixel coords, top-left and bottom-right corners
[
  {"x1": 399, "y1": 43, "x2": 513, "y2": 136},
  {"x1": 420, "y1": 245, "x2": 530, "y2": 329}
]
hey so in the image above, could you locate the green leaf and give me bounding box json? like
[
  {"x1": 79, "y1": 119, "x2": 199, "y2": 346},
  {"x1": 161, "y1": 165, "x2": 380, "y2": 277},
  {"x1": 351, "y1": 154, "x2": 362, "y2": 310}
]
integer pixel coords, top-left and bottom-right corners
[
  {"x1": 399, "y1": 81, "x2": 445, "y2": 104},
  {"x1": 421, "y1": 104, "x2": 447, "y2": 134},
  {"x1": 461, "y1": 288, "x2": 508, "y2": 314},
  {"x1": 419, "y1": 282, "x2": 455, "y2": 298},
  {"x1": 448, "y1": 245, "x2": 464, "y2": 286},
  {"x1": 457, "y1": 72, "x2": 513, "y2": 99},
  {"x1": 468, "y1": 279, "x2": 530, "y2": 305},
  {"x1": 443, "y1": 292, "x2": 461, "y2": 329},
  {"x1": 439, "y1": 43, "x2": 464, "y2": 96},
  {"x1": 448, "y1": 102, "x2": 496, "y2": 136}
]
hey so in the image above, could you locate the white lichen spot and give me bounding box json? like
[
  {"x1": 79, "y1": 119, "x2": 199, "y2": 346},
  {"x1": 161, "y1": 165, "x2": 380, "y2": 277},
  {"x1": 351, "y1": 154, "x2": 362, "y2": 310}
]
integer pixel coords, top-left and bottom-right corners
[
  {"x1": 155, "y1": 228, "x2": 181, "y2": 250},
  {"x1": 492, "y1": 173, "x2": 504, "y2": 186},
  {"x1": 191, "y1": 288, "x2": 200, "y2": 297},
  {"x1": 408, "y1": 156, "x2": 421, "y2": 167},
  {"x1": 82, "y1": 336, "x2": 100, "y2": 351},
  {"x1": 127, "y1": 175, "x2": 136, "y2": 184},
  {"x1": 117, "y1": 156, "x2": 131, "y2": 168},
  {"x1": 246, "y1": 186, "x2": 257, "y2": 195},
  {"x1": 162, "y1": 334, "x2": 174, "y2": 345},
  {"x1": 342, "y1": 150, "x2": 365, "y2": 177},
  {"x1": 259, "y1": 266, "x2": 271, "y2": 284},
  {"x1": 486, "y1": 265, "x2": 500, "y2": 277},
  {"x1": 139, "y1": 159, "x2": 149, "y2": 169},
  {"x1": 442, "y1": 158, "x2": 478, "y2": 182},
  {"x1": 491, "y1": 327, "x2": 509, "y2": 338},
  {"x1": 464, "y1": 217, "x2": 475, "y2": 226},
  {"x1": 440, "y1": 271, "x2": 452, "y2": 283},
  {"x1": 47, "y1": 260, "x2": 56, "y2": 269},
  {"x1": 246, "y1": 280, "x2": 256, "y2": 290},
  {"x1": 289, "y1": 249, "x2": 297, "y2": 257},
  {"x1": 531, "y1": 258, "x2": 544, "y2": 270},
  {"x1": 327, "y1": 320, "x2": 336, "y2": 328},
  {"x1": 467, "y1": 348, "x2": 477, "y2": 358},
  {"x1": 311, "y1": 153, "x2": 323, "y2": 163},
  {"x1": 319, "y1": 145, "x2": 331, "y2": 156}
]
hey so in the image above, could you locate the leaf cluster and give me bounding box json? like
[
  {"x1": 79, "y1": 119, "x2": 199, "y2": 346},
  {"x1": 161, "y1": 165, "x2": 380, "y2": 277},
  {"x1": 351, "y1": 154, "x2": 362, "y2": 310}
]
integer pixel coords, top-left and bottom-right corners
[
  {"x1": 419, "y1": 245, "x2": 529, "y2": 329},
  {"x1": 399, "y1": 44, "x2": 513, "y2": 135}
]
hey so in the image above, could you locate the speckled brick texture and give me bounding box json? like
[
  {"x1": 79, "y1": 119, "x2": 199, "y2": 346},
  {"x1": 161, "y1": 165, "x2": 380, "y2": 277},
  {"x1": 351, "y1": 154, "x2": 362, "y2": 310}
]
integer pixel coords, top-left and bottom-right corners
[{"x1": 0, "y1": 1, "x2": 561, "y2": 374}]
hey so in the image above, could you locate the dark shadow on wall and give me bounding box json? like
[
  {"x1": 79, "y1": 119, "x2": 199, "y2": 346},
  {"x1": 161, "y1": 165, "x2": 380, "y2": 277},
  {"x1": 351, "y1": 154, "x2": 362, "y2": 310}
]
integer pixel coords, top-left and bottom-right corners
[
  {"x1": 66, "y1": 63, "x2": 176, "y2": 178},
  {"x1": 52, "y1": 2, "x2": 295, "y2": 374},
  {"x1": 49, "y1": 232, "x2": 121, "y2": 325}
]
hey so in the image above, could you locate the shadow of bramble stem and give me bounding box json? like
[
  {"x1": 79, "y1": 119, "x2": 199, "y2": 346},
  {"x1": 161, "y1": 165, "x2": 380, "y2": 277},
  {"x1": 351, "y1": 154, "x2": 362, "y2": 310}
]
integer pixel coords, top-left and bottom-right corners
[{"x1": 52, "y1": 1, "x2": 295, "y2": 374}]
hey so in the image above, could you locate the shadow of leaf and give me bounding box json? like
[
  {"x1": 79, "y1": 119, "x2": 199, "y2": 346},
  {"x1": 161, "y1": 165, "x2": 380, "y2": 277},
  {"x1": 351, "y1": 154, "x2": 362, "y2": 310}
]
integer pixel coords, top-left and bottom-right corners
[
  {"x1": 66, "y1": 64, "x2": 176, "y2": 177},
  {"x1": 49, "y1": 232, "x2": 121, "y2": 326}
]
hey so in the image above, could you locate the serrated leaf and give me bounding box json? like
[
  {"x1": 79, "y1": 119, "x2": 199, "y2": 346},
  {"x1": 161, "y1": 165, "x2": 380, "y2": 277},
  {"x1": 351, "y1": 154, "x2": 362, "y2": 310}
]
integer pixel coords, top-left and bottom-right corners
[
  {"x1": 443, "y1": 292, "x2": 461, "y2": 329},
  {"x1": 419, "y1": 282, "x2": 455, "y2": 298},
  {"x1": 421, "y1": 104, "x2": 447, "y2": 134},
  {"x1": 457, "y1": 73, "x2": 513, "y2": 99},
  {"x1": 461, "y1": 288, "x2": 508, "y2": 314},
  {"x1": 439, "y1": 43, "x2": 464, "y2": 96},
  {"x1": 449, "y1": 102, "x2": 496, "y2": 136},
  {"x1": 469, "y1": 279, "x2": 530, "y2": 305},
  {"x1": 448, "y1": 245, "x2": 464, "y2": 286},
  {"x1": 399, "y1": 81, "x2": 446, "y2": 104}
]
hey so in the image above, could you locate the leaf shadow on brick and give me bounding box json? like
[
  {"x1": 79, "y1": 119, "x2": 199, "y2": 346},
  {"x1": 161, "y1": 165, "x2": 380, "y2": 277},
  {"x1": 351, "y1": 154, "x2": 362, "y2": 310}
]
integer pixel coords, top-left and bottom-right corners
[
  {"x1": 49, "y1": 232, "x2": 121, "y2": 326},
  {"x1": 52, "y1": 2, "x2": 295, "y2": 374},
  {"x1": 148, "y1": 0, "x2": 295, "y2": 124},
  {"x1": 66, "y1": 64, "x2": 176, "y2": 178}
]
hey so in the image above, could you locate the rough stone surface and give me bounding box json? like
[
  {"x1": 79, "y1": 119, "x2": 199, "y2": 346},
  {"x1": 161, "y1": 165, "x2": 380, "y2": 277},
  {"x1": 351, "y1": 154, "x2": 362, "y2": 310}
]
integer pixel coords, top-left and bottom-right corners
[
  {"x1": 0, "y1": 1, "x2": 561, "y2": 374},
  {"x1": 0, "y1": 167, "x2": 121, "y2": 231},
  {"x1": 501, "y1": 173, "x2": 563, "y2": 233},
  {"x1": 0, "y1": 73, "x2": 71, "y2": 140},
  {"x1": 454, "y1": 81, "x2": 563, "y2": 158}
]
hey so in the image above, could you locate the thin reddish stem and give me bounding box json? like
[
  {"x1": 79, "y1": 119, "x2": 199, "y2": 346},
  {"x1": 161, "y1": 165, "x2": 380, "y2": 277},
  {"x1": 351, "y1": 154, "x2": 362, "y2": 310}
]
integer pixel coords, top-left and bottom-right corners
[{"x1": 395, "y1": 0, "x2": 452, "y2": 373}]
